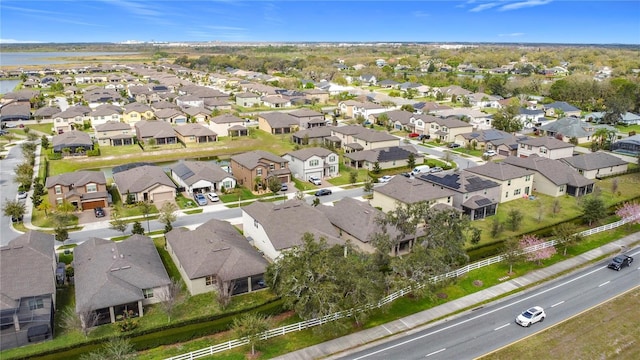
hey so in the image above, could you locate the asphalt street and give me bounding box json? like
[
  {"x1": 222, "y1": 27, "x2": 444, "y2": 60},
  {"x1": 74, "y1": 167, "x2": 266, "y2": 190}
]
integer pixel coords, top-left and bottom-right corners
[
  {"x1": 337, "y1": 247, "x2": 640, "y2": 360},
  {"x1": 0, "y1": 142, "x2": 26, "y2": 245}
]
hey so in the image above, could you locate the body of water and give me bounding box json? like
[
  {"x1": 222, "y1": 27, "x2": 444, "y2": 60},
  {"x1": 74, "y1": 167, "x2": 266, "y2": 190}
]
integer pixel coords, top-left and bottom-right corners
[
  {"x1": 0, "y1": 79, "x2": 20, "y2": 94},
  {"x1": 0, "y1": 51, "x2": 139, "y2": 67}
]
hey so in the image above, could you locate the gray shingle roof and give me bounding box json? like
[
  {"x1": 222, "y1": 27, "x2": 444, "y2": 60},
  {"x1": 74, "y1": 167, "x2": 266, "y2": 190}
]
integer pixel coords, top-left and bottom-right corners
[
  {"x1": 45, "y1": 170, "x2": 106, "y2": 188},
  {"x1": 259, "y1": 112, "x2": 298, "y2": 128},
  {"x1": 374, "y1": 176, "x2": 456, "y2": 204},
  {"x1": 292, "y1": 127, "x2": 332, "y2": 139},
  {"x1": 52, "y1": 130, "x2": 92, "y2": 148},
  {"x1": 560, "y1": 152, "x2": 629, "y2": 171},
  {"x1": 242, "y1": 199, "x2": 343, "y2": 251},
  {"x1": 420, "y1": 171, "x2": 501, "y2": 193},
  {"x1": 170, "y1": 160, "x2": 234, "y2": 185},
  {"x1": 289, "y1": 109, "x2": 323, "y2": 118},
  {"x1": 231, "y1": 150, "x2": 288, "y2": 170},
  {"x1": 165, "y1": 219, "x2": 267, "y2": 281},
  {"x1": 211, "y1": 114, "x2": 244, "y2": 124},
  {"x1": 74, "y1": 235, "x2": 170, "y2": 312},
  {"x1": 517, "y1": 136, "x2": 574, "y2": 149},
  {"x1": 0, "y1": 231, "x2": 55, "y2": 311},
  {"x1": 135, "y1": 120, "x2": 176, "y2": 139},
  {"x1": 174, "y1": 123, "x2": 216, "y2": 137},
  {"x1": 540, "y1": 117, "x2": 593, "y2": 138},
  {"x1": 344, "y1": 145, "x2": 420, "y2": 163},
  {"x1": 284, "y1": 147, "x2": 334, "y2": 161},
  {"x1": 464, "y1": 162, "x2": 534, "y2": 181},
  {"x1": 503, "y1": 155, "x2": 594, "y2": 187},
  {"x1": 113, "y1": 165, "x2": 175, "y2": 193},
  {"x1": 95, "y1": 120, "x2": 130, "y2": 132}
]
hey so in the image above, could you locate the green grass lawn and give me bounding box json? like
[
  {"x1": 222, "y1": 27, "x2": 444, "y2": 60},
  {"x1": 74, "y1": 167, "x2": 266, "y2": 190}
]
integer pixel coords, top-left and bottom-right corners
[{"x1": 25, "y1": 123, "x2": 54, "y2": 135}]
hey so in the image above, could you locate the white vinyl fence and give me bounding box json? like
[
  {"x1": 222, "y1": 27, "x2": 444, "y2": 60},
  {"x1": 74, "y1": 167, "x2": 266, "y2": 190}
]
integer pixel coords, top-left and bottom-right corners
[{"x1": 166, "y1": 214, "x2": 639, "y2": 360}]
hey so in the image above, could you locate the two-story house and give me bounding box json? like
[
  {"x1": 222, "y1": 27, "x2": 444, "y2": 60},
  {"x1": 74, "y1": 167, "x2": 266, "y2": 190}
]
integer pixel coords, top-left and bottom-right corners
[
  {"x1": 209, "y1": 114, "x2": 248, "y2": 137},
  {"x1": 45, "y1": 170, "x2": 109, "y2": 210},
  {"x1": 169, "y1": 160, "x2": 236, "y2": 195},
  {"x1": 330, "y1": 125, "x2": 399, "y2": 152},
  {"x1": 465, "y1": 162, "x2": 535, "y2": 203},
  {"x1": 371, "y1": 175, "x2": 456, "y2": 213},
  {"x1": 516, "y1": 137, "x2": 575, "y2": 159},
  {"x1": 282, "y1": 147, "x2": 339, "y2": 181},
  {"x1": 230, "y1": 150, "x2": 291, "y2": 190},
  {"x1": 94, "y1": 121, "x2": 134, "y2": 147},
  {"x1": 288, "y1": 109, "x2": 326, "y2": 129},
  {"x1": 422, "y1": 115, "x2": 473, "y2": 143},
  {"x1": 90, "y1": 104, "x2": 123, "y2": 128},
  {"x1": 235, "y1": 92, "x2": 262, "y2": 107},
  {"x1": 52, "y1": 106, "x2": 90, "y2": 134},
  {"x1": 123, "y1": 102, "x2": 155, "y2": 125}
]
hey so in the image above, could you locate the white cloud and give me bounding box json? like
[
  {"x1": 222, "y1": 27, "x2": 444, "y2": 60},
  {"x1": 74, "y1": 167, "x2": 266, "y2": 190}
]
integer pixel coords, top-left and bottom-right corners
[
  {"x1": 103, "y1": 0, "x2": 161, "y2": 17},
  {"x1": 499, "y1": 0, "x2": 553, "y2": 11},
  {"x1": 469, "y1": 2, "x2": 501, "y2": 12},
  {"x1": 0, "y1": 39, "x2": 43, "y2": 44},
  {"x1": 498, "y1": 32, "x2": 525, "y2": 37}
]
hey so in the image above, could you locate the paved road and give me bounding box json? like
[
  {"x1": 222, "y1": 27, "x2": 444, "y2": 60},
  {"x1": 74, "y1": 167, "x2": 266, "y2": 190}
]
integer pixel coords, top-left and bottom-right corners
[
  {"x1": 0, "y1": 142, "x2": 26, "y2": 245},
  {"x1": 336, "y1": 247, "x2": 640, "y2": 360}
]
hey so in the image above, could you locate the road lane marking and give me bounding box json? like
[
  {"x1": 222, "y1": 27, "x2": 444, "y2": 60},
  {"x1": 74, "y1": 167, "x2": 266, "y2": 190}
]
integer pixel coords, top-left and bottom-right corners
[
  {"x1": 599, "y1": 281, "x2": 610, "y2": 287},
  {"x1": 551, "y1": 301, "x2": 565, "y2": 308},
  {"x1": 494, "y1": 323, "x2": 510, "y2": 331},
  {"x1": 425, "y1": 348, "x2": 446, "y2": 357}
]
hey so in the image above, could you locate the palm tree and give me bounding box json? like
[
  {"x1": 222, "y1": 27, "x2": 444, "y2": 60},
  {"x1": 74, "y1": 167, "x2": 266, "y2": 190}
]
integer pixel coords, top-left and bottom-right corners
[{"x1": 592, "y1": 127, "x2": 610, "y2": 150}]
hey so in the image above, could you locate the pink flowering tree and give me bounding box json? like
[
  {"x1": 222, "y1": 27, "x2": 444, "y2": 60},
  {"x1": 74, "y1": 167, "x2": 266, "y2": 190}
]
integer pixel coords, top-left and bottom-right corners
[
  {"x1": 519, "y1": 234, "x2": 556, "y2": 265},
  {"x1": 615, "y1": 202, "x2": 640, "y2": 226}
]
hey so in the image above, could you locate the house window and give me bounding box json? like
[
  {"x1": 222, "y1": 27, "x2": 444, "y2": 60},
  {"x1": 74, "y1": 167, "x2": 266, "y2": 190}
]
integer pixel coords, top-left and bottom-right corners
[
  {"x1": 143, "y1": 288, "x2": 154, "y2": 299},
  {"x1": 269, "y1": 163, "x2": 275, "y2": 170},
  {"x1": 28, "y1": 298, "x2": 44, "y2": 310},
  {"x1": 56, "y1": 198, "x2": 63, "y2": 205},
  {"x1": 527, "y1": 145, "x2": 532, "y2": 150},
  {"x1": 540, "y1": 147, "x2": 547, "y2": 154},
  {"x1": 86, "y1": 183, "x2": 97, "y2": 193},
  {"x1": 309, "y1": 159, "x2": 319, "y2": 166},
  {"x1": 507, "y1": 180, "x2": 511, "y2": 186},
  {"x1": 447, "y1": 196, "x2": 451, "y2": 203},
  {"x1": 505, "y1": 191, "x2": 509, "y2": 198},
  {"x1": 55, "y1": 185, "x2": 62, "y2": 195},
  {"x1": 560, "y1": 185, "x2": 565, "y2": 193},
  {"x1": 525, "y1": 175, "x2": 531, "y2": 181},
  {"x1": 205, "y1": 275, "x2": 216, "y2": 286},
  {"x1": 256, "y1": 168, "x2": 262, "y2": 176},
  {"x1": 329, "y1": 156, "x2": 336, "y2": 162},
  {"x1": 254, "y1": 219, "x2": 259, "y2": 228},
  {"x1": 280, "y1": 162, "x2": 285, "y2": 169},
  {"x1": 520, "y1": 144, "x2": 525, "y2": 148},
  {"x1": 514, "y1": 189, "x2": 521, "y2": 196}
]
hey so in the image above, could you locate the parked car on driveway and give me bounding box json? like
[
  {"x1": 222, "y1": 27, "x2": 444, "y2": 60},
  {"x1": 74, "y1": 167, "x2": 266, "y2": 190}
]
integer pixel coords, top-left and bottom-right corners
[
  {"x1": 515, "y1": 306, "x2": 546, "y2": 327},
  {"x1": 16, "y1": 191, "x2": 28, "y2": 200},
  {"x1": 448, "y1": 143, "x2": 461, "y2": 148},
  {"x1": 315, "y1": 189, "x2": 332, "y2": 196},
  {"x1": 194, "y1": 193, "x2": 208, "y2": 206},
  {"x1": 607, "y1": 254, "x2": 633, "y2": 271},
  {"x1": 309, "y1": 176, "x2": 322, "y2": 185},
  {"x1": 429, "y1": 167, "x2": 443, "y2": 173},
  {"x1": 206, "y1": 192, "x2": 219, "y2": 202},
  {"x1": 483, "y1": 150, "x2": 498, "y2": 157},
  {"x1": 378, "y1": 175, "x2": 394, "y2": 183},
  {"x1": 94, "y1": 207, "x2": 105, "y2": 218},
  {"x1": 280, "y1": 183, "x2": 288, "y2": 192}
]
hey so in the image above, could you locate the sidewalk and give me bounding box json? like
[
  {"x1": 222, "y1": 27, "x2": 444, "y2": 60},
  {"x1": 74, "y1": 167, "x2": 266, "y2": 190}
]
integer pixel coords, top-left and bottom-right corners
[{"x1": 273, "y1": 232, "x2": 640, "y2": 360}]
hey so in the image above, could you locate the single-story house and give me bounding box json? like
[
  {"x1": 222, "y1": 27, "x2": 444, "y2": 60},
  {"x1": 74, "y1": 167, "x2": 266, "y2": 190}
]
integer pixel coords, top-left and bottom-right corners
[
  {"x1": 370, "y1": 175, "x2": 456, "y2": 213},
  {"x1": 165, "y1": 219, "x2": 268, "y2": 296},
  {"x1": 135, "y1": 120, "x2": 177, "y2": 145},
  {"x1": 73, "y1": 236, "x2": 171, "y2": 325},
  {"x1": 257, "y1": 112, "x2": 299, "y2": 135},
  {"x1": 344, "y1": 145, "x2": 423, "y2": 170},
  {"x1": 611, "y1": 134, "x2": 640, "y2": 155},
  {"x1": 209, "y1": 114, "x2": 248, "y2": 137},
  {"x1": 112, "y1": 164, "x2": 176, "y2": 204},
  {"x1": 51, "y1": 130, "x2": 93, "y2": 153},
  {"x1": 291, "y1": 127, "x2": 332, "y2": 145},
  {"x1": 174, "y1": 123, "x2": 217, "y2": 144},
  {"x1": 169, "y1": 160, "x2": 236, "y2": 194},
  {"x1": 560, "y1": 152, "x2": 629, "y2": 179}
]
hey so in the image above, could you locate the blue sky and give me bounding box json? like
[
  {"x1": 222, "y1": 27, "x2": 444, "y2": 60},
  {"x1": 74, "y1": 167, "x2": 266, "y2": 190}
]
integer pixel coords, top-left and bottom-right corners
[{"x1": 1, "y1": 1, "x2": 639, "y2": 44}]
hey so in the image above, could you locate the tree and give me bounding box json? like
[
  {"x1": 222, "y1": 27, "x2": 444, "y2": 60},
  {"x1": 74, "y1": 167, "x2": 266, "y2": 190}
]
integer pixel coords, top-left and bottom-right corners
[
  {"x1": 265, "y1": 233, "x2": 383, "y2": 324},
  {"x1": 407, "y1": 153, "x2": 416, "y2": 170},
  {"x1": 616, "y1": 201, "x2": 640, "y2": 229},
  {"x1": 156, "y1": 278, "x2": 183, "y2": 323},
  {"x1": 506, "y1": 209, "x2": 523, "y2": 231},
  {"x1": 490, "y1": 217, "x2": 503, "y2": 238},
  {"x1": 215, "y1": 277, "x2": 236, "y2": 309},
  {"x1": 137, "y1": 201, "x2": 154, "y2": 233},
  {"x1": 2, "y1": 199, "x2": 26, "y2": 222},
  {"x1": 110, "y1": 207, "x2": 128, "y2": 235},
  {"x1": 267, "y1": 176, "x2": 282, "y2": 197},
  {"x1": 31, "y1": 182, "x2": 46, "y2": 208},
  {"x1": 502, "y1": 237, "x2": 525, "y2": 274},
  {"x1": 581, "y1": 196, "x2": 606, "y2": 226},
  {"x1": 372, "y1": 162, "x2": 381, "y2": 174},
  {"x1": 131, "y1": 221, "x2": 145, "y2": 235},
  {"x1": 14, "y1": 162, "x2": 34, "y2": 188},
  {"x1": 158, "y1": 202, "x2": 178, "y2": 233},
  {"x1": 520, "y1": 234, "x2": 556, "y2": 265},
  {"x1": 363, "y1": 177, "x2": 374, "y2": 194},
  {"x1": 62, "y1": 307, "x2": 99, "y2": 338},
  {"x1": 232, "y1": 313, "x2": 271, "y2": 356},
  {"x1": 552, "y1": 223, "x2": 583, "y2": 256},
  {"x1": 80, "y1": 336, "x2": 135, "y2": 360},
  {"x1": 349, "y1": 170, "x2": 358, "y2": 184},
  {"x1": 37, "y1": 199, "x2": 51, "y2": 216},
  {"x1": 491, "y1": 100, "x2": 523, "y2": 134},
  {"x1": 254, "y1": 175, "x2": 262, "y2": 192}
]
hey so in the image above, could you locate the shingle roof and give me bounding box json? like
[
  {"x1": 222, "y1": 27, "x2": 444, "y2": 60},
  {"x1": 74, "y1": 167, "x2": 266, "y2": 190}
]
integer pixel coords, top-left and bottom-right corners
[
  {"x1": 242, "y1": 199, "x2": 343, "y2": 251},
  {"x1": 503, "y1": 155, "x2": 594, "y2": 187},
  {"x1": 374, "y1": 176, "x2": 455, "y2": 204},
  {"x1": 52, "y1": 130, "x2": 92, "y2": 148},
  {"x1": 344, "y1": 146, "x2": 420, "y2": 163},
  {"x1": 560, "y1": 152, "x2": 628, "y2": 171},
  {"x1": 284, "y1": 147, "x2": 334, "y2": 161},
  {"x1": 211, "y1": 114, "x2": 244, "y2": 124},
  {"x1": 135, "y1": 120, "x2": 176, "y2": 139},
  {"x1": 95, "y1": 120, "x2": 130, "y2": 132},
  {"x1": 174, "y1": 123, "x2": 216, "y2": 137},
  {"x1": 45, "y1": 170, "x2": 106, "y2": 188},
  {"x1": 518, "y1": 136, "x2": 574, "y2": 149},
  {"x1": 124, "y1": 102, "x2": 153, "y2": 113},
  {"x1": 259, "y1": 112, "x2": 298, "y2": 128},
  {"x1": 34, "y1": 106, "x2": 61, "y2": 117},
  {"x1": 113, "y1": 165, "x2": 175, "y2": 193},
  {"x1": 539, "y1": 117, "x2": 593, "y2": 138},
  {"x1": 465, "y1": 162, "x2": 534, "y2": 181},
  {"x1": 0, "y1": 231, "x2": 55, "y2": 311},
  {"x1": 231, "y1": 150, "x2": 288, "y2": 170},
  {"x1": 91, "y1": 104, "x2": 123, "y2": 117},
  {"x1": 289, "y1": 109, "x2": 323, "y2": 118},
  {"x1": 420, "y1": 171, "x2": 501, "y2": 193},
  {"x1": 165, "y1": 219, "x2": 267, "y2": 281},
  {"x1": 74, "y1": 235, "x2": 170, "y2": 312},
  {"x1": 170, "y1": 160, "x2": 234, "y2": 185}
]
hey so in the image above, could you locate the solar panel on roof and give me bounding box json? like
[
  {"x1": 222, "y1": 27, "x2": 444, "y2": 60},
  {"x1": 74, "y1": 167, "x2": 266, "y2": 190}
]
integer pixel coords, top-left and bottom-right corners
[{"x1": 475, "y1": 198, "x2": 493, "y2": 206}]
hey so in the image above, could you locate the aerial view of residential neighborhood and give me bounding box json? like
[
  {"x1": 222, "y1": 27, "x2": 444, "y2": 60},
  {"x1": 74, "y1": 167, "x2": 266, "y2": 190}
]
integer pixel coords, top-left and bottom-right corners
[{"x1": 1, "y1": 0, "x2": 639, "y2": 359}]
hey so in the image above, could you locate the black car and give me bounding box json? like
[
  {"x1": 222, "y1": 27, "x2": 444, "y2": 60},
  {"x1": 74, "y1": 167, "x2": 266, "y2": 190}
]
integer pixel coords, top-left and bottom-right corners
[
  {"x1": 400, "y1": 172, "x2": 412, "y2": 178},
  {"x1": 315, "y1": 189, "x2": 332, "y2": 196},
  {"x1": 607, "y1": 254, "x2": 633, "y2": 271},
  {"x1": 448, "y1": 143, "x2": 461, "y2": 148},
  {"x1": 94, "y1": 207, "x2": 106, "y2": 218}
]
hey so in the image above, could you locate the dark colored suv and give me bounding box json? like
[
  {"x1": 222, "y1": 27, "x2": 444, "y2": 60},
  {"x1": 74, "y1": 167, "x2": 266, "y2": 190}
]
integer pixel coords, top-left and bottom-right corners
[
  {"x1": 94, "y1": 207, "x2": 105, "y2": 218},
  {"x1": 607, "y1": 254, "x2": 633, "y2": 271}
]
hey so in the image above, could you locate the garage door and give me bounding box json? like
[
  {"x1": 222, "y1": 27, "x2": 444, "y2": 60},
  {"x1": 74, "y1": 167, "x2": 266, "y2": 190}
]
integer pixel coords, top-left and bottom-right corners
[
  {"x1": 152, "y1": 191, "x2": 174, "y2": 203},
  {"x1": 82, "y1": 200, "x2": 105, "y2": 210},
  {"x1": 498, "y1": 150, "x2": 509, "y2": 156}
]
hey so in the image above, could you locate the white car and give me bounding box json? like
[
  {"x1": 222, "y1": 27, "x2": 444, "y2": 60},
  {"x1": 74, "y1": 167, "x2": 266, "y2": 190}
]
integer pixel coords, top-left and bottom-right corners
[
  {"x1": 378, "y1": 175, "x2": 394, "y2": 183},
  {"x1": 483, "y1": 150, "x2": 498, "y2": 157},
  {"x1": 309, "y1": 176, "x2": 322, "y2": 185},
  {"x1": 515, "y1": 306, "x2": 546, "y2": 327},
  {"x1": 16, "y1": 191, "x2": 28, "y2": 200},
  {"x1": 206, "y1": 192, "x2": 219, "y2": 202}
]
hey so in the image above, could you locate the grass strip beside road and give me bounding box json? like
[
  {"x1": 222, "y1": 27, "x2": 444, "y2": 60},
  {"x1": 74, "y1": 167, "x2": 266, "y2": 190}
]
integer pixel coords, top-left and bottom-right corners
[{"x1": 481, "y1": 287, "x2": 640, "y2": 360}]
